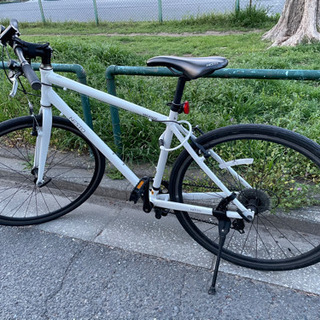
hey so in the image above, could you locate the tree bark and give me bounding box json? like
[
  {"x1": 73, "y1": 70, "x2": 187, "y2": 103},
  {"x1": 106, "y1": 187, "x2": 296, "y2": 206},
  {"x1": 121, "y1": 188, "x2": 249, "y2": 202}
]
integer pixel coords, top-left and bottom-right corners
[{"x1": 262, "y1": 0, "x2": 320, "y2": 46}]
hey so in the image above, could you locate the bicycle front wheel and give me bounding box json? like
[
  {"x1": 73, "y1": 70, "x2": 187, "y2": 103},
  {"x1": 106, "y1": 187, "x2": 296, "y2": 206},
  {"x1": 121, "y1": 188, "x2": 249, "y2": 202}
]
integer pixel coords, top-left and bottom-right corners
[
  {"x1": 0, "y1": 115, "x2": 105, "y2": 226},
  {"x1": 169, "y1": 124, "x2": 320, "y2": 270}
]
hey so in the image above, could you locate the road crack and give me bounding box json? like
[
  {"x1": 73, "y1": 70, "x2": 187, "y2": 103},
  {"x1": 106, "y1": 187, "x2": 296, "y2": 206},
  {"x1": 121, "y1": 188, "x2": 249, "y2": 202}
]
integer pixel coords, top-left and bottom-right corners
[{"x1": 41, "y1": 243, "x2": 88, "y2": 319}]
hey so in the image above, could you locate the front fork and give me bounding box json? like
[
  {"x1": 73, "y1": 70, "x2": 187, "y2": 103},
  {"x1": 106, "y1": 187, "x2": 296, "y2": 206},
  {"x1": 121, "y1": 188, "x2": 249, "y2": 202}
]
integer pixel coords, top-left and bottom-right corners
[{"x1": 32, "y1": 106, "x2": 52, "y2": 187}]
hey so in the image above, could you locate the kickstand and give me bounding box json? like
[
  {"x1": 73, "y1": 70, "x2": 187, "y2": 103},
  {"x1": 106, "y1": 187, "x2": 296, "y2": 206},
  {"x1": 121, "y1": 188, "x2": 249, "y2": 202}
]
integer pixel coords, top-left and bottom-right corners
[{"x1": 208, "y1": 218, "x2": 231, "y2": 295}]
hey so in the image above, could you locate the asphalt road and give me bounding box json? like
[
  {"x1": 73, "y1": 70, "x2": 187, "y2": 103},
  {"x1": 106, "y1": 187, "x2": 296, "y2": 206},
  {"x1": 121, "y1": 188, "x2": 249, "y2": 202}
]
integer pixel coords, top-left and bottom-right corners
[
  {"x1": 0, "y1": 0, "x2": 285, "y2": 23},
  {"x1": 0, "y1": 193, "x2": 319, "y2": 319}
]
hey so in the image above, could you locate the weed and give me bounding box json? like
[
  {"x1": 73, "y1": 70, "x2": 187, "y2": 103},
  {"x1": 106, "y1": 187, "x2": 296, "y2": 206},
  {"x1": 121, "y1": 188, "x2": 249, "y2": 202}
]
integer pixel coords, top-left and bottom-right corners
[
  {"x1": 231, "y1": 5, "x2": 276, "y2": 28},
  {"x1": 1, "y1": 22, "x2": 320, "y2": 164}
]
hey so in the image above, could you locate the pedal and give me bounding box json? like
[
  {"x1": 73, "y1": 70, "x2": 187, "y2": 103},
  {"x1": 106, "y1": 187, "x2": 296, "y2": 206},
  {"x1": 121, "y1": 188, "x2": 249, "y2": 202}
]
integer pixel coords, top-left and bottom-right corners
[
  {"x1": 154, "y1": 207, "x2": 169, "y2": 220},
  {"x1": 129, "y1": 177, "x2": 149, "y2": 203},
  {"x1": 129, "y1": 176, "x2": 153, "y2": 213},
  {"x1": 155, "y1": 208, "x2": 162, "y2": 219}
]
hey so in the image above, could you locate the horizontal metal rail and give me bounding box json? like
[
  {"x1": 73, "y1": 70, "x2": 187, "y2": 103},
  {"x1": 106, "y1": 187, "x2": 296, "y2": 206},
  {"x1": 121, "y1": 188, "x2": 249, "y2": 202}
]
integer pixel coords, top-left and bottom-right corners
[
  {"x1": 105, "y1": 65, "x2": 320, "y2": 154},
  {"x1": 0, "y1": 62, "x2": 93, "y2": 129}
]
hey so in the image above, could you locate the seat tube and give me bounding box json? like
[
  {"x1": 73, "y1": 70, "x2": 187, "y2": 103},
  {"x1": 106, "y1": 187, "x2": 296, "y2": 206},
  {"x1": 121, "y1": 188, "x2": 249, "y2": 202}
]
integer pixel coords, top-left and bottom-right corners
[
  {"x1": 153, "y1": 76, "x2": 187, "y2": 190},
  {"x1": 152, "y1": 110, "x2": 178, "y2": 190},
  {"x1": 171, "y1": 76, "x2": 186, "y2": 111}
]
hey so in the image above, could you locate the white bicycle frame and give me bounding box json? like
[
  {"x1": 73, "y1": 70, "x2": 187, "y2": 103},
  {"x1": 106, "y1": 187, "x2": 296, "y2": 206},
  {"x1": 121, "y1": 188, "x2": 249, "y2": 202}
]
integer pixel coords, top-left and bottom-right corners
[{"x1": 35, "y1": 67, "x2": 254, "y2": 220}]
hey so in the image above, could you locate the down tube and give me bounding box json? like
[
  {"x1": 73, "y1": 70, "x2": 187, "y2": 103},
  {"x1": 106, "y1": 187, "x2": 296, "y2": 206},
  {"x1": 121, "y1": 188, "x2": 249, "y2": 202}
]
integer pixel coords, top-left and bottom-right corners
[
  {"x1": 46, "y1": 71, "x2": 168, "y2": 122},
  {"x1": 48, "y1": 89, "x2": 140, "y2": 186}
]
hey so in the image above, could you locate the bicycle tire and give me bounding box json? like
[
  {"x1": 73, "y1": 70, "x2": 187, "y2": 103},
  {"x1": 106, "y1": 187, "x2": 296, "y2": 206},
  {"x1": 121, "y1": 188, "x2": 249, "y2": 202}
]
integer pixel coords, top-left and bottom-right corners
[
  {"x1": 169, "y1": 124, "x2": 320, "y2": 270},
  {"x1": 0, "y1": 115, "x2": 105, "y2": 226}
]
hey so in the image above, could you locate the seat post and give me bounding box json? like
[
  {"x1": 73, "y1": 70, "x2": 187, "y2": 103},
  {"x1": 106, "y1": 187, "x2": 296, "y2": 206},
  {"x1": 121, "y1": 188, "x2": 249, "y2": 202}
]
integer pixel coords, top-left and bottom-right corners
[{"x1": 171, "y1": 76, "x2": 187, "y2": 112}]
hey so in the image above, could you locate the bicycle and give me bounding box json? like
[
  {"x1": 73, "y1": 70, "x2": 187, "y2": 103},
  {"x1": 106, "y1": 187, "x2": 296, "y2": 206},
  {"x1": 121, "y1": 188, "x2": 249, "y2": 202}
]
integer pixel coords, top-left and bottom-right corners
[{"x1": 1, "y1": 20, "x2": 320, "y2": 294}]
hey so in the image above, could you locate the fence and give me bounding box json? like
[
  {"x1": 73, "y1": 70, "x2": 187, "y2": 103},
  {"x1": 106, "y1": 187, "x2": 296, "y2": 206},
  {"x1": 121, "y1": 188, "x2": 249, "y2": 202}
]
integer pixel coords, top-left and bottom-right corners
[
  {"x1": 0, "y1": 0, "x2": 285, "y2": 24},
  {"x1": 105, "y1": 65, "x2": 320, "y2": 154}
]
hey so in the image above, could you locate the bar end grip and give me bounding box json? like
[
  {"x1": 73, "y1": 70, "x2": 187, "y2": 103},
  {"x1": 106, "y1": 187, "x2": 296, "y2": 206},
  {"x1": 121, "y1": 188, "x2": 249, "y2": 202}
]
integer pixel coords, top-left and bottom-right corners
[{"x1": 21, "y1": 62, "x2": 41, "y2": 90}]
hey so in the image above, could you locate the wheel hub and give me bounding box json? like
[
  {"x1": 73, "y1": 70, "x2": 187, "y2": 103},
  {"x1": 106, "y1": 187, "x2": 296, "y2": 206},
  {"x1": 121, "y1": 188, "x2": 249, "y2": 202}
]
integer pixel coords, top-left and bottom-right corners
[{"x1": 238, "y1": 188, "x2": 271, "y2": 215}]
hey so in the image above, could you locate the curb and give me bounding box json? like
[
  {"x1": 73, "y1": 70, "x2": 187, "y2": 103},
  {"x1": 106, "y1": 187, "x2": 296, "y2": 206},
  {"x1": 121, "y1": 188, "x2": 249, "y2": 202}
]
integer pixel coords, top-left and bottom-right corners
[{"x1": 92, "y1": 164, "x2": 156, "y2": 201}]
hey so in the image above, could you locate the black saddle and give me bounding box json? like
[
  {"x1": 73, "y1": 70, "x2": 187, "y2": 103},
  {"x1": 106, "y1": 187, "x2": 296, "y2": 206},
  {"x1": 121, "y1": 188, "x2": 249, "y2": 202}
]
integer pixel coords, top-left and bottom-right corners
[{"x1": 147, "y1": 56, "x2": 228, "y2": 80}]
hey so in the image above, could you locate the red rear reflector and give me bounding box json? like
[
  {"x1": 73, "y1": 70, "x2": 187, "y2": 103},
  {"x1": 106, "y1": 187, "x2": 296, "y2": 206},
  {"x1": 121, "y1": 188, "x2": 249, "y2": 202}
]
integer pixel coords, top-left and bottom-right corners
[{"x1": 183, "y1": 101, "x2": 190, "y2": 114}]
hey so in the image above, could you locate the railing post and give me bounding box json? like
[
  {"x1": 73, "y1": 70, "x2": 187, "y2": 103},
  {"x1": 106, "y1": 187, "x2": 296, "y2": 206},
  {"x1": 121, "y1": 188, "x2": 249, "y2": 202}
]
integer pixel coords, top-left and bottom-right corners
[
  {"x1": 43, "y1": 63, "x2": 94, "y2": 130},
  {"x1": 70, "y1": 64, "x2": 94, "y2": 130},
  {"x1": 105, "y1": 65, "x2": 320, "y2": 159},
  {"x1": 158, "y1": 0, "x2": 163, "y2": 23},
  {"x1": 38, "y1": 0, "x2": 46, "y2": 23},
  {"x1": 0, "y1": 62, "x2": 94, "y2": 130},
  {"x1": 106, "y1": 66, "x2": 123, "y2": 157},
  {"x1": 93, "y1": 0, "x2": 99, "y2": 26}
]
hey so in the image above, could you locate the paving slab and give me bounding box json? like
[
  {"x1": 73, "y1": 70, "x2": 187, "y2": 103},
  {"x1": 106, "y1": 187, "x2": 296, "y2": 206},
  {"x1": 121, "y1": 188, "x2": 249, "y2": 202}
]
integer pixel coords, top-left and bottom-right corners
[
  {"x1": 35, "y1": 197, "x2": 214, "y2": 269},
  {"x1": 34, "y1": 198, "x2": 122, "y2": 242},
  {"x1": 93, "y1": 204, "x2": 213, "y2": 268},
  {"x1": 220, "y1": 261, "x2": 320, "y2": 295}
]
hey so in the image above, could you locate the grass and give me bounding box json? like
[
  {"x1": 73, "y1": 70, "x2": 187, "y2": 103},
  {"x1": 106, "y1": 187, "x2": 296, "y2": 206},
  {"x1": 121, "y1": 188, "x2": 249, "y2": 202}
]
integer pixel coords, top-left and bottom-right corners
[{"x1": 1, "y1": 9, "x2": 320, "y2": 165}]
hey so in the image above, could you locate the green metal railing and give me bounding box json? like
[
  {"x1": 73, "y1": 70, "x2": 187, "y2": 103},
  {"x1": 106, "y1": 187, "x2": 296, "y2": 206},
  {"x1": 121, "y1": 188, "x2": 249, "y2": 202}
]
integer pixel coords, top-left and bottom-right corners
[
  {"x1": 106, "y1": 65, "x2": 320, "y2": 154},
  {"x1": 4, "y1": 61, "x2": 319, "y2": 156},
  {"x1": 0, "y1": 62, "x2": 93, "y2": 129},
  {"x1": 158, "y1": 0, "x2": 163, "y2": 23}
]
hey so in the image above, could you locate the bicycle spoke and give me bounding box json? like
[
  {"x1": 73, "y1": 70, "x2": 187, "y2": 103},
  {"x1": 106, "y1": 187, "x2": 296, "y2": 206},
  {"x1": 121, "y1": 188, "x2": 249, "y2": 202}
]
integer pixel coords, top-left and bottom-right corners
[{"x1": 0, "y1": 116, "x2": 104, "y2": 225}]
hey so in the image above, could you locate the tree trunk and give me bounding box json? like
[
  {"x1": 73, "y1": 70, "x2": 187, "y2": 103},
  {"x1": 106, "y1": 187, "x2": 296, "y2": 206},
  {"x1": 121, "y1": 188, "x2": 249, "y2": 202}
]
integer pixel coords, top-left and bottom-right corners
[{"x1": 262, "y1": 0, "x2": 320, "y2": 46}]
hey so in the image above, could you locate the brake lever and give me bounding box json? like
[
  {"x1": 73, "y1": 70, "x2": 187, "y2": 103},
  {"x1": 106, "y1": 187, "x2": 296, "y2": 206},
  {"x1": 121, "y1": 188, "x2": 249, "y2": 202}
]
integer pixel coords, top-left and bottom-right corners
[
  {"x1": 9, "y1": 73, "x2": 19, "y2": 98},
  {"x1": 8, "y1": 59, "x2": 22, "y2": 98}
]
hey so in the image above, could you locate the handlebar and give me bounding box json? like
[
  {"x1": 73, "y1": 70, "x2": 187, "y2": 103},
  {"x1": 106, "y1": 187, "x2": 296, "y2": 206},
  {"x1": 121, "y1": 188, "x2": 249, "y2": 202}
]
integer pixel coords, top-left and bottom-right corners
[
  {"x1": 14, "y1": 46, "x2": 41, "y2": 90},
  {"x1": 0, "y1": 19, "x2": 52, "y2": 91}
]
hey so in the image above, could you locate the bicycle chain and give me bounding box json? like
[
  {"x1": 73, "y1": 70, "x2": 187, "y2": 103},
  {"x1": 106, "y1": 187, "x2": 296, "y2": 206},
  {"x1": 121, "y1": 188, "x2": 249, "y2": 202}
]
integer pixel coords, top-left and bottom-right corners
[
  {"x1": 167, "y1": 210, "x2": 219, "y2": 225},
  {"x1": 160, "y1": 180, "x2": 220, "y2": 225},
  {"x1": 182, "y1": 182, "x2": 222, "y2": 226}
]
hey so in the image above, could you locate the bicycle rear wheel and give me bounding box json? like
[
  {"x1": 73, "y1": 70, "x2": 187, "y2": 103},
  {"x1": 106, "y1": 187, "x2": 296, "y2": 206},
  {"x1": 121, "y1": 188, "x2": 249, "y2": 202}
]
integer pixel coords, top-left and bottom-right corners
[
  {"x1": 169, "y1": 124, "x2": 320, "y2": 270},
  {"x1": 0, "y1": 115, "x2": 105, "y2": 225}
]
